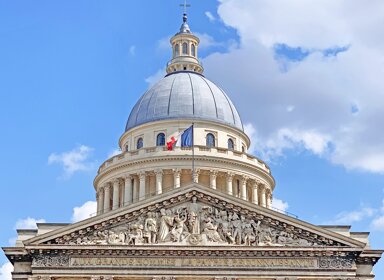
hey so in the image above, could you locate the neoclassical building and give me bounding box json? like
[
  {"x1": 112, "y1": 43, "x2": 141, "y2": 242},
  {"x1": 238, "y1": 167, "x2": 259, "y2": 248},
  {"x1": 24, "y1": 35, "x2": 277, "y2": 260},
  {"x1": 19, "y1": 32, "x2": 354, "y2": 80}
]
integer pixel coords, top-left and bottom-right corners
[{"x1": 3, "y1": 12, "x2": 382, "y2": 280}]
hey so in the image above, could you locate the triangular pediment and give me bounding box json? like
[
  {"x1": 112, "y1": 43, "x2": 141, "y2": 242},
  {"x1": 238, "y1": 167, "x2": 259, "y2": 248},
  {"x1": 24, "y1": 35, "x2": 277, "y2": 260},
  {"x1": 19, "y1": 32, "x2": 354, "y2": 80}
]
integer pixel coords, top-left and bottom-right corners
[{"x1": 24, "y1": 184, "x2": 365, "y2": 248}]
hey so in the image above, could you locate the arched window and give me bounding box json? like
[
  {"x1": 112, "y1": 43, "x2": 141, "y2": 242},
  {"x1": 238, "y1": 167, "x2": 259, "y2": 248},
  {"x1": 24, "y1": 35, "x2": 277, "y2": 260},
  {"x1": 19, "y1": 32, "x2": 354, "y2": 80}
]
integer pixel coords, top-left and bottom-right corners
[
  {"x1": 191, "y1": 44, "x2": 196, "y2": 56},
  {"x1": 182, "y1": 42, "x2": 188, "y2": 55},
  {"x1": 136, "y1": 137, "x2": 143, "y2": 149},
  {"x1": 156, "y1": 133, "x2": 165, "y2": 146},
  {"x1": 206, "y1": 133, "x2": 215, "y2": 147},
  {"x1": 174, "y1": 44, "x2": 180, "y2": 57},
  {"x1": 242, "y1": 145, "x2": 245, "y2": 153},
  {"x1": 228, "y1": 138, "x2": 234, "y2": 150}
]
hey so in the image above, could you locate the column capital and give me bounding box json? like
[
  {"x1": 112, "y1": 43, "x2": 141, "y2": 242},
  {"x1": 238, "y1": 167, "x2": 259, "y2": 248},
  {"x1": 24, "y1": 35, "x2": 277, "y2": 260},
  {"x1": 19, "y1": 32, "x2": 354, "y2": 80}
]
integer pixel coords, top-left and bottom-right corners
[
  {"x1": 155, "y1": 169, "x2": 163, "y2": 176},
  {"x1": 139, "y1": 171, "x2": 146, "y2": 179},
  {"x1": 124, "y1": 174, "x2": 133, "y2": 181},
  {"x1": 113, "y1": 178, "x2": 120, "y2": 185},
  {"x1": 240, "y1": 175, "x2": 249, "y2": 184},
  {"x1": 226, "y1": 172, "x2": 234, "y2": 181},
  {"x1": 103, "y1": 182, "x2": 111, "y2": 190},
  {"x1": 173, "y1": 168, "x2": 181, "y2": 175},
  {"x1": 210, "y1": 169, "x2": 218, "y2": 176}
]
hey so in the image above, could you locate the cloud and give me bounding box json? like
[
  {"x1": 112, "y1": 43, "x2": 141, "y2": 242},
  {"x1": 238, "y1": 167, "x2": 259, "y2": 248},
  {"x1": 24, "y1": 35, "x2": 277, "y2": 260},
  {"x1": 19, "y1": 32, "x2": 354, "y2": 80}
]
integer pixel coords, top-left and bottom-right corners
[
  {"x1": 199, "y1": 0, "x2": 384, "y2": 173},
  {"x1": 272, "y1": 198, "x2": 289, "y2": 212},
  {"x1": 71, "y1": 201, "x2": 97, "y2": 223},
  {"x1": 48, "y1": 145, "x2": 94, "y2": 178},
  {"x1": 129, "y1": 45, "x2": 136, "y2": 56},
  {"x1": 145, "y1": 68, "x2": 166, "y2": 87},
  {"x1": 371, "y1": 199, "x2": 384, "y2": 231},
  {"x1": 205, "y1": 11, "x2": 216, "y2": 22},
  {"x1": 330, "y1": 207, "x2": 376, "y2": 224},
  {"x1": 14, "y1": 217, "x2": 46, "y2": 229},
  {"x1": 0, "y1": 262, "x2": 13, "y2": 280},
  {"x1": 8, "y1": 217, "x2": 46, "y2": 246},
  {"x1": 157, "y1": 33, "x2": 221, "y2": 52},
  {"x1": 108, "y1": 148, "x2": 121, "y2": 158}
]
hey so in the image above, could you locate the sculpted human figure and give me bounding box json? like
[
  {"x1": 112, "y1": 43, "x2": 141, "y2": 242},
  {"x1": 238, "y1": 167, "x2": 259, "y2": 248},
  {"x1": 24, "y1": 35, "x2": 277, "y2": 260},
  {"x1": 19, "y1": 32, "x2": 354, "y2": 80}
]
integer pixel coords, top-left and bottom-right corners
[
  {"x1": 170, "y1": 214, "x2": 189, "y2": 242},
  {"x1": 231, "y1": 213, "x2": 243, "y2": 245},
  {"x1": 218, "y1": 213, "x2": 235, "y2": 244},
  {"x1": 242, "y1": 221, "x2": 256, "y2": 246},
  {"x1": 126, "y1": 224, "x2": 144, "y2": 245},
  {"x1": 203, "y1": 217, "x2": 222, "y2": 242},
  {"x1": 159, "y1": 208, "x2": 174, "y2": 242},
  {"x1": 187, "y1": 196, "x2": 202, "y2": 234},
  {"x1": 144, "y1": 212, "x2": 158, "y2": 244}
]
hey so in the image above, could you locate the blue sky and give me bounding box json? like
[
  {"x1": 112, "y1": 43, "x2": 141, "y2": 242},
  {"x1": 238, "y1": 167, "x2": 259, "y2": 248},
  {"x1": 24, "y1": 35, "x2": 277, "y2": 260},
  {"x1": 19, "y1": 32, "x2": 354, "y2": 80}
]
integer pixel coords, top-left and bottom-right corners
[{"x1": 1, "y1": 0, "x2": 384, "y2": 278}]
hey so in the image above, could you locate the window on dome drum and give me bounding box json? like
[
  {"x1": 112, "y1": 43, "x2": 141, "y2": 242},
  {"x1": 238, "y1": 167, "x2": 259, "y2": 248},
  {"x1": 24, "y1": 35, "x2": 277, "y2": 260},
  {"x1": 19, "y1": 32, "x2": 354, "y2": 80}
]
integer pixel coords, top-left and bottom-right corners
[
  {"x1": 174, "y1": 44, "x2": 179, "y2": 57},
  {"x1": 242, "y1": 145, "x2": 245, "y2": 153},
  {"x1": 182, "y1": 42, "x2": 188, "y2": 55},
  {"x1": 206, "y1": 133, "x2": 215, "y2": 147},
  {"x1": 191, "y1": 44, "x2": 196, "y2": 56},
  {"x1": 156, "y1": 133, "x2": 165, "y2": 146},
  {"x1": 228, "y1": 138, "x2": 234, "y2": 150},
  {"x1": 136, "y1": 138, "x2": 143, "y2": 149}
]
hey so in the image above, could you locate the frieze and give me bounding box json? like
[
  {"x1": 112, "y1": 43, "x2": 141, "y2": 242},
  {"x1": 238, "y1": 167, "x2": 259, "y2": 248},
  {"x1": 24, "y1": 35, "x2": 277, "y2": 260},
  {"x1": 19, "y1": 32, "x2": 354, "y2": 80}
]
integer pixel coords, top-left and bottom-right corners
[
  {"x1": 319, "y1": 257, "x2": 354, "y2": 269},
  {"x1": 32, "y1": 255, "x2": 69, "y2": 267},
  {"x1": 53, "y1": 196, "x2": 323, "y2": 247}
]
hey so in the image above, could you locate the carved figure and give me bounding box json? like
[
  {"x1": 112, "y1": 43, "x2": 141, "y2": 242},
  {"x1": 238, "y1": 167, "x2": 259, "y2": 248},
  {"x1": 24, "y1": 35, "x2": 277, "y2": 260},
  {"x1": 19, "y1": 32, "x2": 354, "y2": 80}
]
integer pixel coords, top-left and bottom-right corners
[
  {"x1": 170, "y1": 214, "x2": 189, "y2": 242},
  {"x1": 126, "y1": 224, "x2": 144, "y2": 245},
  {"x1": 203, "y1": 217, "x2": 222, "y2": 242},
  {"x1": 144, "y1": 212, "x2": 157, "y2": 244},
  {"x1": 159, "y1": 209, "x2": 174, "y2": 242}
]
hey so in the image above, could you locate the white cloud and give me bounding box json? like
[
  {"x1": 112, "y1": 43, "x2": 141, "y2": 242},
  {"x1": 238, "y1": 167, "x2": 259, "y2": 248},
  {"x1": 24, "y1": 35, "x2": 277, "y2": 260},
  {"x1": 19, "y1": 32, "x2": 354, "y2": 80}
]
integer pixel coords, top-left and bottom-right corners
[
  {"x1": 371, "y1": 199, "x2": 384, "y2": 231},
  {"x1": 108, "y1": 148, "x2": 121, "y2": 158},
  {"x1": 205, "y1": 11, "x2": 216, "y2": 22},
  {"x1": 157, "y1": 33, "x2": 220, "y2": 52},
  {"x1": 271, "y1": 198, "x2": 289, "y2": 212},
  {"x1": 15, "y1": 217, "x2": 46, "y2": 229},
  {"x1": 199, "y1": 0, "x2": 384, "y2": 173},
  {"x1": 0, "y1": 262, "x2": 13, "y2": 280},
  {"x1": 129, "y1": 45, "x2": 136, "y2": 56},
  {"x1": 331, "y1": 207, "x2": 376, "y2": 224},
  {"x1": 48, "y1": 145, "x2": 94, "y2": 178},
  {"x1": 71, "y1": 201, "x2": 97, "y2": 223}
]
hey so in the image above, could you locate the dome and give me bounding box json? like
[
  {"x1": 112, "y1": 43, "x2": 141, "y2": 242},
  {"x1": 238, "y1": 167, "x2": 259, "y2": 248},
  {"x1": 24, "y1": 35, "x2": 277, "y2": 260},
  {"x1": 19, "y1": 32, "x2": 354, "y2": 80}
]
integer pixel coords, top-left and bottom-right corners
[{"x1": 125, "y1": 71, "x2": 243, "y2": 131}]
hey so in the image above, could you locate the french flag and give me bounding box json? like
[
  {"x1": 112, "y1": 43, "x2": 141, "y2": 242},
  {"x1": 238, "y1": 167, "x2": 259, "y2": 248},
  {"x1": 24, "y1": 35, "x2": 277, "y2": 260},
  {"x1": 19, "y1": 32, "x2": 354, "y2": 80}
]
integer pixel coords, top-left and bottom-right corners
[{"x1": 167, "y1": 125, "x2": 193, "y2": 151}]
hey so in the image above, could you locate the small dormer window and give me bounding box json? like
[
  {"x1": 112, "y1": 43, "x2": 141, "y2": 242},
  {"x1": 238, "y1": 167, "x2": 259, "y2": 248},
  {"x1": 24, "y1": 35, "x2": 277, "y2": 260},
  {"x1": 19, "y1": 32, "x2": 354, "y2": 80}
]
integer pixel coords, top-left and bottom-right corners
[
  {"x1": 137, "y1": 138, "x2": 143, "y2": 149},
  {"x1": 228, "y1": 138, "x2": 234, "y2": 150},
  {"x1": 206, "y1": 133, "x2": 215, "y2": 147},
  {"x1": 156, "y1": 133, "x2": 165, "y2": 146}
]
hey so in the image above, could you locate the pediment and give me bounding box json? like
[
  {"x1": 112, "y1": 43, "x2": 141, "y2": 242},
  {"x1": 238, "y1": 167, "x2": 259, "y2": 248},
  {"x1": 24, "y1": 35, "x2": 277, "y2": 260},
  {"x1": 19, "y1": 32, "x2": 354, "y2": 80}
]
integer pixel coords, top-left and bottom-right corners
[{"x1": 24, "y1": 184, "x2": 365, "y2": 248}]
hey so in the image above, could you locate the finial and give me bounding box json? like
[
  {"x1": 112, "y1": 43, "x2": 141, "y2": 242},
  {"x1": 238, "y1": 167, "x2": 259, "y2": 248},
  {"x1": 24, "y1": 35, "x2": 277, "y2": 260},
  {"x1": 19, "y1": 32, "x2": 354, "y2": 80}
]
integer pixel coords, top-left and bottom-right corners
[{"x1": 180, "y1": 0, "x2": 191, "y2": 18}]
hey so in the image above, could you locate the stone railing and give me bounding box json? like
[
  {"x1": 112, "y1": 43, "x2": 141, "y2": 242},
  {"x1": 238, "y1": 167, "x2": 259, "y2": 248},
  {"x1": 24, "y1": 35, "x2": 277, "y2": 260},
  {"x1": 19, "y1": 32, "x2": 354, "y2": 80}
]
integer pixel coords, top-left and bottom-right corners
[{"x1": 97, "y1": 145, "x2": 270, "y2": 175}]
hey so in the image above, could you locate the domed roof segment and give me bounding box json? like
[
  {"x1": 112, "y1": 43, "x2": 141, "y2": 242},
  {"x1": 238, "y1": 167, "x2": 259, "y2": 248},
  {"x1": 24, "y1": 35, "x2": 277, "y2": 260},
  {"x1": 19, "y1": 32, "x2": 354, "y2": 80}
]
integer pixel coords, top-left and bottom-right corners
[{"x1": 125, "y1": 72, "x2": 243, "y2": 131}]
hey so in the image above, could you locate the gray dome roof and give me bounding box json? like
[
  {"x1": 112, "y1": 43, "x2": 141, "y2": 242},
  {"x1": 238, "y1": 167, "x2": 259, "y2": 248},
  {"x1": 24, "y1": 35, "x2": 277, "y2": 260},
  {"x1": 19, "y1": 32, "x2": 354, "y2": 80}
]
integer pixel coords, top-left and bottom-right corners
[{"x1": 125, "y1": 72, "x2": 243, "y2": 131}]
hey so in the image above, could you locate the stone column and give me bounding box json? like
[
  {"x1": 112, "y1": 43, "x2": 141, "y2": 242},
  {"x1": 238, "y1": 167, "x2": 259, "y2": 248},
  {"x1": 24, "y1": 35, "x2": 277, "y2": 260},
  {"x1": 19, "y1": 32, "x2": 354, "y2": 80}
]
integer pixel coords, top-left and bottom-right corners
[
  {"x1": 226, "y1": 172, "x2": 234, "y2": 195},
  {"x1": 260, "y1": 185, "x2": 267, "y2": 207},
  {"x1": 173, "y1": 168, "x2": 181, "y2": 189},
  {"x1": 133, "y1": 176, "x2": 138, "y2": 202},
  {"x1": 240, "y1": 176, "x2": 248, "y2": 200},
  {"x1": 98, "y1": 189, "x2": 104, "y2": 214},
  {"x1": 139, "y1": 171, "x2": 146, "y2": 201},
  {"x1": 124, "y1": 175, "x2": 132, "y2": 206},
  {"x1": 252, "y1": 180, "x2": 259, "y2": 205},
  {"x1": 103, "y1": 183, "x2": 111, "y2": 213},
  {"x1": 155, "y1": 169, "x2": 163, "y2": 194},
  {"x1": 112, "y1": 179, "x2": 120, "y2": 210},
  {"x1": 209, "y1": 170, "x2": 218, "y2": 189},
  {"x1": 192, "y1": 168, "x2": 200, "y2": 183},
  {"x1": 266, "y1": 190, "x2": 273, "y2": 209}
]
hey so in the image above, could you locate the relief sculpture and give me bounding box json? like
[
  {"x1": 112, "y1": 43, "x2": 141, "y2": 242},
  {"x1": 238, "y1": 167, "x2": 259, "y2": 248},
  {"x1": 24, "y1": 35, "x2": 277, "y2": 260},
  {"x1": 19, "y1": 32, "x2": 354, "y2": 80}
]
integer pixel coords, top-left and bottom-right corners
[{"x1": 64, "y1": 196, "x2": 317, "y2": 247}]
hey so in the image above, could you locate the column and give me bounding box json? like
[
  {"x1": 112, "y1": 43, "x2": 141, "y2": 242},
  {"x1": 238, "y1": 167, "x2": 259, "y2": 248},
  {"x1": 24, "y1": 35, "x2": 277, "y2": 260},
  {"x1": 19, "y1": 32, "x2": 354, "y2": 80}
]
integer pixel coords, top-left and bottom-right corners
[
  {"x1": 192, "y1": 168, "x2": 200, "y2": 183},
  {"x1": 267, "y1": 190, "x2": 273, "y2": 209},
  {"x1": 260, "y1": 185, "x2": 267, "y2": 207},
  {"x1": 226, "y1": 172, "x2": 234, "y2": 195},
  {"x1": 155, "y1": 169, "x2": 163, "y2": 194},
  {"x1": 139, "y1": 171, "x2": 146, "y2": 201},
  {"x1": 98, "y1": 189, "x2": 104, "y2": 214},
  {"x1": 173, "y1": 168, "x2": 181, "y2": 189},
  {"x1": 112, "y1": 179, "x2": 120, "y2": 210},
  {"x1": 133, "y1": 176, "x2": 138, "y2": 202},
  {"x1": 240, "y1": 176, "x2": 248, "y2": 200},
  {"x1": 96, "y1": 193, "x2": 100, "y2": 214},
  {"x1": 124, "y1": 175, "x2": 132, "y2": 206},
  {"x1": 103, "y1": 183, "x2": 111, "y2": 213},
  {"x1": 209, "y1": 170, "x2": 218, "y2": 189},
  {"x1": 252, "y1": 180, "x2": 259, "y2": 205}
]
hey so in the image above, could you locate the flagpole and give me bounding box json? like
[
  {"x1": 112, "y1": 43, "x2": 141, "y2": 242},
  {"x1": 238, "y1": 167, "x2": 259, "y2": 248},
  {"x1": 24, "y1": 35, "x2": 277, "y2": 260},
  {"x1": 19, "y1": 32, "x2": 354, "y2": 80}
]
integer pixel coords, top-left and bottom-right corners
[{"x1": 192, "y1": 122, "x2": 195, "y2": 182}]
